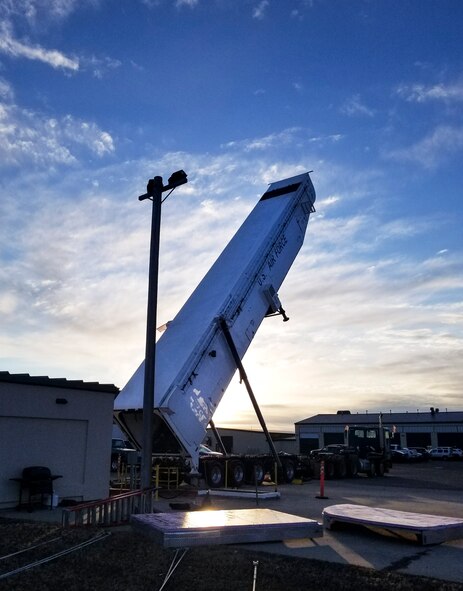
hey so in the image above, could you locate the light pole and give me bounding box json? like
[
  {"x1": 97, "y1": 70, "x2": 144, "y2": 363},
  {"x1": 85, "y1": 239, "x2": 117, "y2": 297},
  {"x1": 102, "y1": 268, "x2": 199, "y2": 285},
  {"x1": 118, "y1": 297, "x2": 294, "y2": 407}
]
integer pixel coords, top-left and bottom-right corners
[{"x1": 138, "y1": 170, "x2": 188, "y2": 489}]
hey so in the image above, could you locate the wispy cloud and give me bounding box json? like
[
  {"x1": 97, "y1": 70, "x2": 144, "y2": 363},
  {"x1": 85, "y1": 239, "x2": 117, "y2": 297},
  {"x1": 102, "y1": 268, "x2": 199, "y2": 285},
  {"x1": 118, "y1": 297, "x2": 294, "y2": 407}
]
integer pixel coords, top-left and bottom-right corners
[
  {"x1": 82, "y1": 55, "x2": 122, "y2": 79},
  {"x1": 290, "y1": 0, "x2": 316, "y2": 19},
  {"x1": 308, "y1": 133, "x2": 343, "y2": 144},
  {"x1": 396, "y1": 81, "x2": 463, "y2": 104},
  {"x1": 175, "y1": 0, "x2": 199, "y2": 7},
  {"x1": 224, "y1": 128, "x2": 302, "y2": 151},
  {"x1": 0, "y1": 94, "x2": 115, "y2": 167},
  {"x1": 253, "y1": 0, "x2": 269, "y2": 20},
  {"x1": 0, "y1": 77, "x2": 14, "y2": 100},
  {"x1": 340, "y1": 94, "x2": 375, "y2": 117},
  {"x1": 0, "y1": 0, "x2": 81, "y2": 24},
  {"x1": 385, "y1": 125, "x2": 463, "y2": 169},
  {"x1": 0, "y1": 22, "x2": 79, "y2": 71},
  {"x1": 0, "y1": 5, "x2": 120, "y2": 77},
  {"x1": 318, "y1": 194, "x2": 340, "y2": 208},
  {"x1": 223, "y1": 128, "x2": 343, "y2": 153}
]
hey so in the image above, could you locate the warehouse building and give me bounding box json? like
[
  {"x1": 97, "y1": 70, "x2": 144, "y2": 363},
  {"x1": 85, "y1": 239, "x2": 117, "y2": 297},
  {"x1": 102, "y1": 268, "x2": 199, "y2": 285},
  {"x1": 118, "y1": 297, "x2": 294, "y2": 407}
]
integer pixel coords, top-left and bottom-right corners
[
  {"x1": 205, "y1": 426, "x2": 297, "y2": 455},
  {"x1": 0, "y1": 372, "x2": 118, "y2": 509},
  {"x1": 295, "y1": 409, "x2": 463, "y2": 452}
]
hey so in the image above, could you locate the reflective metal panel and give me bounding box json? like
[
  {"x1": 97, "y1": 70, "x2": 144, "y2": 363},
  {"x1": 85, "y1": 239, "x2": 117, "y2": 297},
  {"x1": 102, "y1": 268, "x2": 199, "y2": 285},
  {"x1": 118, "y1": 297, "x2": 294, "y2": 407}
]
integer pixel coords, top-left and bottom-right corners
[{"x1": 132, "y1": 508, "x2": 322, "y2": 548}]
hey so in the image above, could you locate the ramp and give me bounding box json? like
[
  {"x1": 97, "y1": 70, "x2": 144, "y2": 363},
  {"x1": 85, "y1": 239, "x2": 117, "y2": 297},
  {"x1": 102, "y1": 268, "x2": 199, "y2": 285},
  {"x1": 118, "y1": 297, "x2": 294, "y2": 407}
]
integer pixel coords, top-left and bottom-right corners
[
  {"x1": 323, "y1": 503, "x2": 463, "y2": 545},
  {"x1": 132, "y1": 508, "x2": 322, "y2": 548}
]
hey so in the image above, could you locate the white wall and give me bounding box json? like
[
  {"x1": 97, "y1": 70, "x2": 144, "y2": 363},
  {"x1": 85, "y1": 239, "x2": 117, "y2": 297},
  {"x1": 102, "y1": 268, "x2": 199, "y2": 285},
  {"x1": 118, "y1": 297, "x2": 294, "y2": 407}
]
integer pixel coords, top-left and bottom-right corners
[{"x1": 0, "y1": 381, "x2": 115, "y2": 508}]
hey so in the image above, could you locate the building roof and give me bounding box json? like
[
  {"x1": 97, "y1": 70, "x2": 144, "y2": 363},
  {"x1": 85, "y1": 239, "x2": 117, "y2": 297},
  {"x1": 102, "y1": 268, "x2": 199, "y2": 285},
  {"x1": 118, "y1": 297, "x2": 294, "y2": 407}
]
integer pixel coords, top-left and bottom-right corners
[
  {"x1": 296, "y1": 411, "x2": 463, "y2": 426},
  {"x1": 0, "y1": 371, "x2": 119, "y2": 394}
]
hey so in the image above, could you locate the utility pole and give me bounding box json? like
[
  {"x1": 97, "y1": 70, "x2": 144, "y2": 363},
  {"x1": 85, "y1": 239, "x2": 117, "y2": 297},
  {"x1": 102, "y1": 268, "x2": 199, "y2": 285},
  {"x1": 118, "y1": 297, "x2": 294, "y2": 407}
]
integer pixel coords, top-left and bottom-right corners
[{"x1": 138, "y1": 170, "x2": 188, "y2": 489}]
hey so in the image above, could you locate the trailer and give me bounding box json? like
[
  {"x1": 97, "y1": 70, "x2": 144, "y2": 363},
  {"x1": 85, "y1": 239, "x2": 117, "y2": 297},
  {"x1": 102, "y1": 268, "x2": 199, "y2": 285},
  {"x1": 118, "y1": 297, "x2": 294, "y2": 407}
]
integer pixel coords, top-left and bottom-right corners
[{"x1": 114, "y1": 172, "x2": 316, "y2": 487}]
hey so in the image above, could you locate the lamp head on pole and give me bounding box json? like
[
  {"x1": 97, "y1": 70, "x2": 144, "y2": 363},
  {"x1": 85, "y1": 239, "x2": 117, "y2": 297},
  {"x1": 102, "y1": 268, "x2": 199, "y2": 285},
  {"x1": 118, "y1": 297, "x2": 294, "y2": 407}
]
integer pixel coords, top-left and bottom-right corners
[
  {"x1": 138, "y1": 170, "x2": 188, "y2": 200},
  {"x1": 166, "y1": 170, "x2": 188, "y2": 190}
]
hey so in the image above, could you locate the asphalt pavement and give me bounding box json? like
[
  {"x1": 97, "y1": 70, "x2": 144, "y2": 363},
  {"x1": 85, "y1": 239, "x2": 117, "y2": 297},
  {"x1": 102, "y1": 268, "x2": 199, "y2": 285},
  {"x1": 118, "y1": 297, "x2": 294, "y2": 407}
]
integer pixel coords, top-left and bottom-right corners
[
  {"x1": 205, "y1": 461, "x2": 463, "y2": 584},
  {"x1": 3, "y1": 461, "x2": 463, "y2": 584}
]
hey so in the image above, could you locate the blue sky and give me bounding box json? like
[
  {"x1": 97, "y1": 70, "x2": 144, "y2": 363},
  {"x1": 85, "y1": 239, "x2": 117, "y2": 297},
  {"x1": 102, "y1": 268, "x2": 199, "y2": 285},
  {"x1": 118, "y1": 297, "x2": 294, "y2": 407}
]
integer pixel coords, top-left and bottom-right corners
[{"x1": 1, "y1": 0, "x2": 462, "y2": 431}]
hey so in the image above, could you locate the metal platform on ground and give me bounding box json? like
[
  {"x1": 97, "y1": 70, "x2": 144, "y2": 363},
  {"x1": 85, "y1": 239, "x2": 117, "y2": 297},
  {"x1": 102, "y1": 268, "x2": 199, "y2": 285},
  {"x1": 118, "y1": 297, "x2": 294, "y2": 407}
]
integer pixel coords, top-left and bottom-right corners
[
  {"x1": 323, "y1": 503, "x2": 463, "y2": 545},
  {"x1": 132, "y1": 508, "x2": 322, "y2": 548}
]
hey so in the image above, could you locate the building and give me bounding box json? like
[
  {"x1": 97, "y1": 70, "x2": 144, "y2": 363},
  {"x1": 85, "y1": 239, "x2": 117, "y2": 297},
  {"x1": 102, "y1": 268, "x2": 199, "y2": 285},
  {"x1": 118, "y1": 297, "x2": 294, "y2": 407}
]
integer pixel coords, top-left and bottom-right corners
[
  {"x1": 205, "y1": 427, "x2": 297, "y2": 455},
  {"x1": 295, "y1": 409, "x2": 463, "y2": 452},
  {"x1": 0, "y1": 372, "x2": 118, "y2": 509}
]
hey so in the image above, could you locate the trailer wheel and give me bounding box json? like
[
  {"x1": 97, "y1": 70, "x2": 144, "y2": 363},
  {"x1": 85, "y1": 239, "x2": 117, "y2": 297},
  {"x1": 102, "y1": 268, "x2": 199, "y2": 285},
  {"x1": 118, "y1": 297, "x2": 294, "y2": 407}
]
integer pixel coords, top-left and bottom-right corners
[
  {"x1": 311, "y1": 461, "x2": 321, "y2": 479},
  {"x1": 325, "y1": 461, "x2": 335, "y2": 479},
  {"x1": 367, "y1": 462, "x2": 376, "y2": 478},
  {"x1": 348, "y1": 458, "x2": 358, "y2": 476},
  {"x1": 245, "y1": 461, "x2": 264, "y2": 485},
  {"x1": 281, "y1": 459, "x2": 296, "y2": 483},
  {"x1": 253, "y1": 462, "x2": 265, "y2": 485},
  {"x1": 376, "y1": 461, "x2": 385, "y2": 476},
  {"x1": 335, "y1": 459, "x2": 347, "y2": 478},
  {"x1": 228, "y1": 460, "x2": 245, "y2": 487},
  {"x1": 206, "y1": 461, "x2": 224, "y2": 488}
]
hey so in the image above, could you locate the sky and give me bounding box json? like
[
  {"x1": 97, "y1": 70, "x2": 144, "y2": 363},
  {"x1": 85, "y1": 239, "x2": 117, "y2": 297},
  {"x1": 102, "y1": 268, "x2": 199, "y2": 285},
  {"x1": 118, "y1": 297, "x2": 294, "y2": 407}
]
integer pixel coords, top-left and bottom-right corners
[{"x1": 1, "y1": 0, "x2": 462, "y2": 432}]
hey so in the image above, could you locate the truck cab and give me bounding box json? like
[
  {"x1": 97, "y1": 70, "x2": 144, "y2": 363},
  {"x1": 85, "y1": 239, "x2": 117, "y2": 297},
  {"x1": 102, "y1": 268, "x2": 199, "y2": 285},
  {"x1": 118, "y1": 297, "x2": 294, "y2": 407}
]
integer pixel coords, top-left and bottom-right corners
[{"x1": 345, "y1": 425, "x2": 392, "y2": 476}]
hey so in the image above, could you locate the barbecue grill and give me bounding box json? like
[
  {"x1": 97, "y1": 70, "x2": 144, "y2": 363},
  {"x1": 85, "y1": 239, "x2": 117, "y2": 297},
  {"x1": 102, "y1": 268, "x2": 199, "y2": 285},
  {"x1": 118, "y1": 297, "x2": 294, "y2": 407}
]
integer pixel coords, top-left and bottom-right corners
[{"x1": 10, "y1": 466, "x2": 62, "y2": 511}]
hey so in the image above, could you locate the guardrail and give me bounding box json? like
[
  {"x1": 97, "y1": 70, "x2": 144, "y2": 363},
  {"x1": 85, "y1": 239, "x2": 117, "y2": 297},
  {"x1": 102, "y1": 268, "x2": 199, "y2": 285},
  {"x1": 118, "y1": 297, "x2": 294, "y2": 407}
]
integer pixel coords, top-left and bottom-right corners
[
  {"x1": 62, "y1": 487, "x2": 157, "y2": 528},
  {"x1": 111, "y1": 464, "x2": 181, "y2": 492}
]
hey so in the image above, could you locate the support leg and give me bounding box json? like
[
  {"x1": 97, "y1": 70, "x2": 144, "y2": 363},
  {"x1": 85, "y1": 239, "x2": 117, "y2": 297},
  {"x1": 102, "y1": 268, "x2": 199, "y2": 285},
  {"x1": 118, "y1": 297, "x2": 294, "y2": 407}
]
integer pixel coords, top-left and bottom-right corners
[
  {"x1": 158, "y1": 548, "x2": 189, "y2": 591},
  {"x1": 219, "y1": 317, "x2": 282, "y2": 470}
]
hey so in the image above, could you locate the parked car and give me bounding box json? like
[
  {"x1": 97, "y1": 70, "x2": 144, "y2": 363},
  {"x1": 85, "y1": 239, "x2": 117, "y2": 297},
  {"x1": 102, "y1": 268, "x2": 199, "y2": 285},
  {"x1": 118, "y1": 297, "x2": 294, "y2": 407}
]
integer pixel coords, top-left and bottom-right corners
[
  {"x1": 403, "y1": 447, "x2": 422, "y2": 461},
  {"x1": 390, "y1": 444, "x2": 413, "y2": 462},
  {"x1": 409, "y1": 447, "x2": 431, "y2": 461},
  {"x1": 430, "y1": 447, "x2": 459, "y2": 460},
  {"x1": 391, "y1": 449, "x2": 408, "y2": 463}
]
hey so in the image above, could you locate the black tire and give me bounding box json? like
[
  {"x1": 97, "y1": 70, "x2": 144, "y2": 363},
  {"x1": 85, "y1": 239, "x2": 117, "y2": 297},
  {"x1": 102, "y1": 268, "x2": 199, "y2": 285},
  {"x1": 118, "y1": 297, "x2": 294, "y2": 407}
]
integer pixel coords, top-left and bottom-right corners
[
  {"x1": 206, "y1": 461, "x2": 224, "y2": 488},
  {"x1": 335, "y1": 459, "x2": 347, "y2": 478},
  {"x1": 376, "y1": 461, "x2": 385, "y2": 476},
  {"x1": 281, "y1": 459, "x2": 296, "y2": 483},
  {"x1": 348, "y1": 458, "x2": 358, "y2": 477},
  {"x1": 367, "y1": 462, "x2": 376, "y2": 477},
  {"x1": 325, "y1": 461, "x2": 335, "y2": 479},
  {"x1": 311, "y1": 461, "x2": 321, "y2": 479},
  {"x1": 228, "y1": 460, "x2": 245, "y2": 487},
  {"x1": 245, "y1": 461, "x2": 265, "y2": 485}
]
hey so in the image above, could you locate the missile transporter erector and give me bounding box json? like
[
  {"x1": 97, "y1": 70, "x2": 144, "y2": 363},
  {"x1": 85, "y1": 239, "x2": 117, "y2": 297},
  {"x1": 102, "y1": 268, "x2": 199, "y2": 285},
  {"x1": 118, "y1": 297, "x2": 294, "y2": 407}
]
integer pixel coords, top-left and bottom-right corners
[{"x1": 114, "y1": 173, "x2": 316, "y2": 487}]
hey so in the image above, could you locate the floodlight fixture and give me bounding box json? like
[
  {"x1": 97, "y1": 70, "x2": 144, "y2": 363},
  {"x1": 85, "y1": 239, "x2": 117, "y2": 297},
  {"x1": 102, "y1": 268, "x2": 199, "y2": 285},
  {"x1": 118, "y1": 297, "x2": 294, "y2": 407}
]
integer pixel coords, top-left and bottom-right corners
[
  {"x1": 138, "y1": 170, "x2": 188, "y2": 201},
  {"x1": 166, "y1": 169, "x2": 188, "y2": 190}
]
